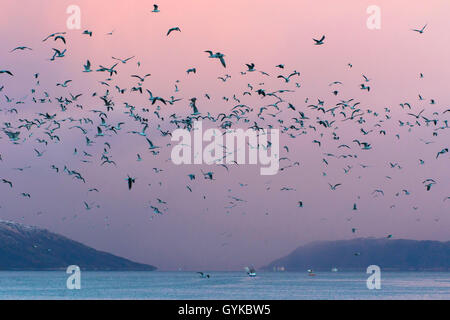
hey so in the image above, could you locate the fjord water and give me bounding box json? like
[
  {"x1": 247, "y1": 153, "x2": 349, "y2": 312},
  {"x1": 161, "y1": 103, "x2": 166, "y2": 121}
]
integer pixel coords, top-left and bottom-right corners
[{"x1": 0, "y1": 271, "x2": 449, "y2": 299}]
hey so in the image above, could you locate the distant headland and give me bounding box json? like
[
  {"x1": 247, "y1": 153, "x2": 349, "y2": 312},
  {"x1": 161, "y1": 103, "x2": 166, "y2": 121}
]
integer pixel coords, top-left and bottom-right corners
[
  {"x1": 263, "y1": 238, "x2": 450, "y2": 271},
  {"x1": 0, "y1": 220, "x2": 156, "y2": 271}
]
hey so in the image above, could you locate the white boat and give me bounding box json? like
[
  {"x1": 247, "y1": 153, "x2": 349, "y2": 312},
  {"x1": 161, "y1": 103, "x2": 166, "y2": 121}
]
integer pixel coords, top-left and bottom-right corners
[
  {"x1": 245, "y1": 266, "x2": 256, "y2": 277},
  {"x1": 331, "y1": 267, "x2": 338, "y2": 272}
]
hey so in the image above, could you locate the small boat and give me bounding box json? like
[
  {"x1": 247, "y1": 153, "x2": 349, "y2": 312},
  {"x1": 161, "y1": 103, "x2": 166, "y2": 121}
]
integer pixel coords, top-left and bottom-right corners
[
  {"x1": 307, "y1": 269, "x2": 316, "y2": 276},
  {"x1": 197, "y1": 272, "x2": 210, "y2": 278},
  {"x1": 245, "y1": 266, "x2": 257, "y2": 277},
  {"x1": 331, "y1": 267, "x2": 338, "y2": 272}
]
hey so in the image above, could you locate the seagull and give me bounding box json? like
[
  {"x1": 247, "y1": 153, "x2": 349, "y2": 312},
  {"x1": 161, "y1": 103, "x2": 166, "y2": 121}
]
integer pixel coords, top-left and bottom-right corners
[
  {"x1": 146, "y1": 138, "x2": 160, "y2": 150},
  {"x1": 84, "y1": 201, "x2": 93, "y2": 210},
  {"x1": 1, "y1": 179, "x2": 13, "y2": 188},
  {"x1": 152, "y1": 4, "x2": 160, "y2": 13},
  {"x1": 112, "y1": 56, "x2": 135, "y2": 64},
  {"x1": 83, "y1": 60, "x2": 92, "y2": 72},
  {"x1": 167, "y1": 27, "x2": 181, "y2": 36},
  {"x1": 436, "y1": 148, "x2": 448, "y2": 159},
  {"x1": 329, "y1": 183, "x2": 342, "y2": 190},
  {"x1": 42, "y1": 32, "x2": 66, "y2": 42},
  {"x1": 190, "y1": 98, "x2": 200, "y2": 115},
  {"x1": 412, "y1": 24, "x2": 427, "y2": 34},
  {"x1": 204, "y1": 51, "x2": 227, "y2": 68},
  {"x1": 4, "y1": 131, "x2": 20, "y2": 141},
  {"x1": 54, "y1": 35, "x2": 66, "y2": 44},
  {"x1": 126, "y1": 175, "x2": 136, "y2": 190},
  {"x1": 313, "y1": 35, "x2": 325, "y2": 45},
  {"x1": 0, "y1": 70, "x2": 13, "y2": 76},
  {"x1": 50, "y1": 48, "x2": 66, "y2": 60},
  {"x1": 97, "y1": 63, "x2": 118, "y2": 76},
  {"x1": 277, "y1": 71, "x2": 300, "y2": 83},
  {"x1": 146, "y1": 89, "x2": 166, "y2": 105},
  {"x1": 131, "y1": 73, "x2": 151, "y2": 82},
  {"x1": 56, "y1": 80, "x2": 72, "y2": 87},
  {"x1": 13, "y1": 166, "x2": 31, "y2": 172},
  {"x1": 372, "y1": 189, "x2": 385, "y2": 196},
  {"x1": 202, "y1": 170, "x2": 214, "y2": 180},
  {"x1": 34, "y1": 149, "x2": 45, "y2": 157},
  {"x1": 10, "y1": 46, "x2": 32, "y2": 52},
  {"x1": 245, "y1": 63, "x2": 255, "y2": 72},
  {"x1": 407, "y1": 109, "x2": 424, "y2": 119}
]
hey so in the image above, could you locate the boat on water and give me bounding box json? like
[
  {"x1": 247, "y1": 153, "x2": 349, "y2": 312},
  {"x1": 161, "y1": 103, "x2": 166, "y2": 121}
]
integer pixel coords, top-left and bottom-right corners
[
  {"x1": 245, "y1": 266, "x2": 257, "y2": 277},
  {"x1": 307, "y1": 269, "x2": 316, "y2": 276},
  {"x1": 331, "y1": 267, "x2": 338, "y2": 272}
]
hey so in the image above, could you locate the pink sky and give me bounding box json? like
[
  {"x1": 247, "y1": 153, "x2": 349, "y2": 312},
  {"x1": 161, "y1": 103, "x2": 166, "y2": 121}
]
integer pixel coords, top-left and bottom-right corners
[{"x1": 0, "y1": 0, "x2": 449, "y2": 270}]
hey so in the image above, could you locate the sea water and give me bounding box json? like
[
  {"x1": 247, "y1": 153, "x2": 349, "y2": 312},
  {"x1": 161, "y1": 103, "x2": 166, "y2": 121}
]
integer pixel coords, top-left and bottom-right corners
[{"x1": 0, "y1": 271, "x2": 448, "y2": 299}]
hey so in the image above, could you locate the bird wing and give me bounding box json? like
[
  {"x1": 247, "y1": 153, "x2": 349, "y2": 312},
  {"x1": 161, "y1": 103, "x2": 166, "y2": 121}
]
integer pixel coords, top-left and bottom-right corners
[{"x1": 219, "y1": 56, "x2": 226, "y2": 68}]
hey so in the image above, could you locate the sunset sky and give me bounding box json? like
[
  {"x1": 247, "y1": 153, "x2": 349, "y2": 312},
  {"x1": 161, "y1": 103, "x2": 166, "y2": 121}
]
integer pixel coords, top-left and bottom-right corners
[{"x1": 0, "y1": 0, "x2": 449, "y2": 270}]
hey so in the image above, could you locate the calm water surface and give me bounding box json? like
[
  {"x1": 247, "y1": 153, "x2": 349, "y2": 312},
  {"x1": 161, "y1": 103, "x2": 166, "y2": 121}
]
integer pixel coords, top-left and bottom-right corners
[{"x1": 0, "y1": 271, "x2": 448, "y2": 299}]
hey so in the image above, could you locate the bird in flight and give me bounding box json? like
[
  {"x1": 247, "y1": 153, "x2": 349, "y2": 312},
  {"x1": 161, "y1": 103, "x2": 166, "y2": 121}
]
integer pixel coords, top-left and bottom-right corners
[
  {"x1": 313, "y1": 35, "x2": 325, "y2": 45},
  {"x1": 204, "y1": 51, "x2": 227, "y2": 68},
  {"x1": 1, "y1": 179, "x2": 13, "y2": 188},
  {"x1": 112, "y1": 56, "x2": 135, "y2": 64},
  {"x1": 329, "y1": 183, "x2": 342, "y2": 191},
  {"x1": 186, "y1": 68, "x2": 196, "y2": 74},
  {"x1": 126, "y1": 176, "x2": 136, "y2": 190},
  {"x1": 0, "y1": 70, "x2": 13, "y2": 76},
  {"x1": 10, "y1": 46, "x2": 32, "y2": 52},
  {"x1": 167, "y1": 27, "x2": 181, "y2": 36},
  {"x1": 411, "y1": 24, "x2": 427, "y2": 34},
  {"x1": 132, "y1": 73, "x2": 151, "y2": 82},
  {"x1": 83, "y1": 60, "x2": 92, "y2": 72},
  {"x1": 42, "y1": 32, "x2": 66, "y2": 42},
  {"x1": 56, "y1": 80, "x2": 72, "y2": 87},
  {"x1": 50, "y1": 48, "x2": 66, "y2": 61},
  {"x1": 152, "y1": 4, "x2": 160, "y2": 13},
  {"x1": 146, "y1": 138, "x2": 160, "y2": 150}
]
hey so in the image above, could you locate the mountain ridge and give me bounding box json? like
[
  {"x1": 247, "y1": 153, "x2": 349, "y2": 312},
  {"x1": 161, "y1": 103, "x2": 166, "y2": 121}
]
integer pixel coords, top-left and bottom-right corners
[
  {"x1": 0, "y1": 220, "x2": 156, "y2": 271},
  {"x1": 263, "y1": 238, "x2": 450, "y2": 271}
]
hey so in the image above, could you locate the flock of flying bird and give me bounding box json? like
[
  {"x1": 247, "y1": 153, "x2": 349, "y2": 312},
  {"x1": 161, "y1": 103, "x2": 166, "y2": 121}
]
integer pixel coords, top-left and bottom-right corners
[{"x1": 0, "y1": 5, "x2": 449, "y2": 254}]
